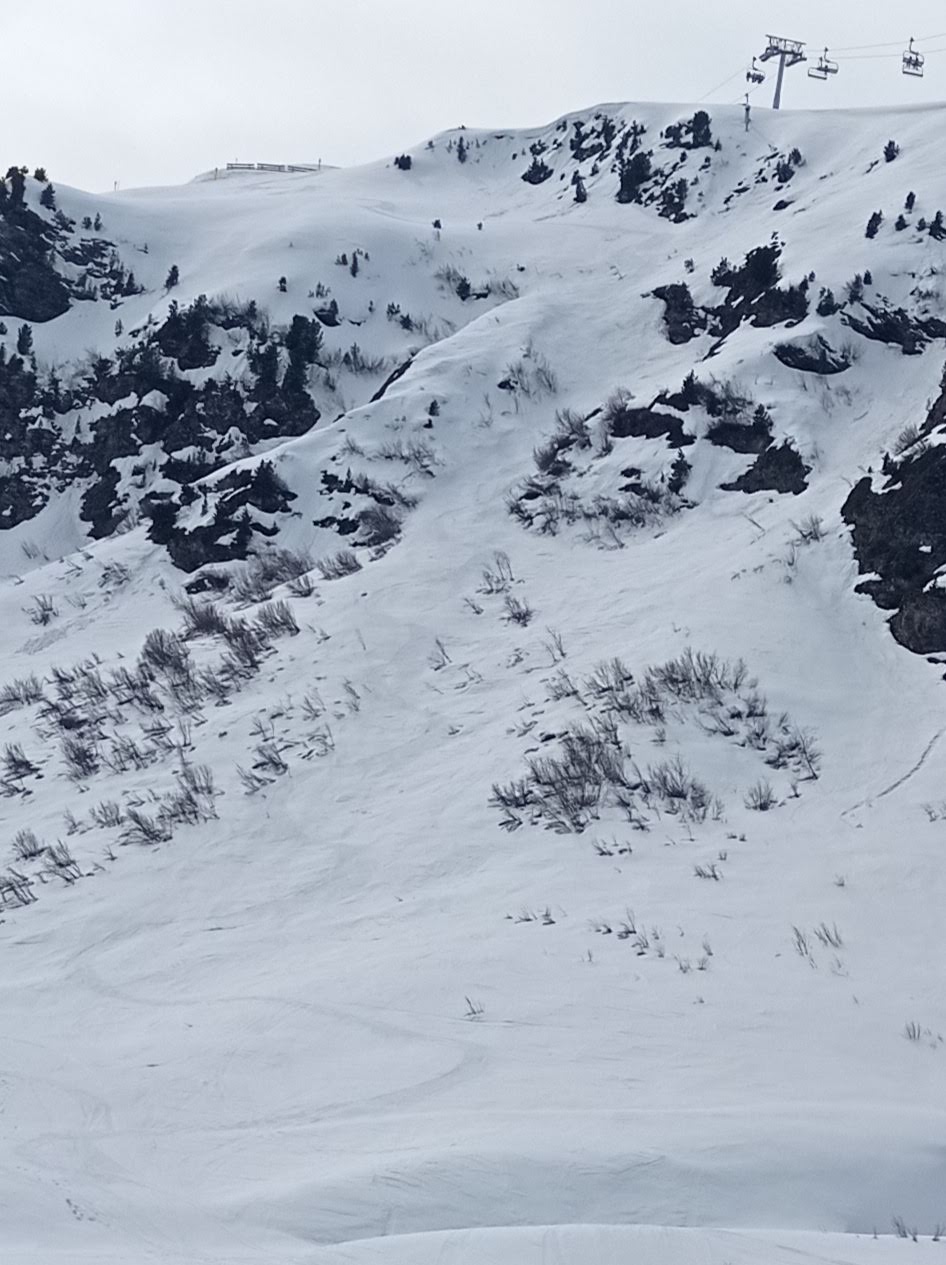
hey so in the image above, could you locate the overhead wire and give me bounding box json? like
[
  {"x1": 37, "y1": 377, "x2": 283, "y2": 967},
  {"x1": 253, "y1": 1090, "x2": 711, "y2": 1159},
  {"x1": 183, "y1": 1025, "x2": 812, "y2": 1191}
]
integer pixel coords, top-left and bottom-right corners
[
  {"x1": 830, "y1": 30, "x2": 946, "y2": 52},
  {"x1": 697, "y1": 67, "x2": 748, "y2": 103}
]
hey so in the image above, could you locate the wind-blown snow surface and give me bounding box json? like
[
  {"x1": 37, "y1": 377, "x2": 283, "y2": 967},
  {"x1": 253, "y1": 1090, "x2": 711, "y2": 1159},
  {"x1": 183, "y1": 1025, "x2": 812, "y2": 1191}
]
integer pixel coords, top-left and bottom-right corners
[{"x1": 2, "y1": 102, "x2": 946, "y2": 1263}]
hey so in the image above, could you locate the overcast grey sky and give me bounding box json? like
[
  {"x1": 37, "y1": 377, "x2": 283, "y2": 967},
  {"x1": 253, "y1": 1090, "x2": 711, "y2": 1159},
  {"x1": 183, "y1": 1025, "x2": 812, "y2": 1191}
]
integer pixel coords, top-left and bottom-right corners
[{"x1": 5, "y1": 0, "x2": 946, "y2": 192}]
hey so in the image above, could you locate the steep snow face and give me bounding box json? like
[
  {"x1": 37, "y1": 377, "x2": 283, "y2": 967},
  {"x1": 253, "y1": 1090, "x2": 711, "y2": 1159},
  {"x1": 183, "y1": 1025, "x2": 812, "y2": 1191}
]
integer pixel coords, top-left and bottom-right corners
[{"x1": 1, "y1": 102, "x2": 946, "y2": 1265}]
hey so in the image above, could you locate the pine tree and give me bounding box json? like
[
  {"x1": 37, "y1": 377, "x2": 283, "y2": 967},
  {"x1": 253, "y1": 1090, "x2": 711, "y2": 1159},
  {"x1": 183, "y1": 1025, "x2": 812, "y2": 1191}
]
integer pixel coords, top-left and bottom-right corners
[
  {"x1": 816, "y1": 287, "x2": 839, "y2": 316},
  {"x1": 93, "y1": 212, "x2": 102, "y2": 231},
  {"x1": 16, "y1": 324, "x2": 33, "y2": 356},
  {"x1": 349, "y1": 253, "x2": 359, "y2": 277},
  {"x1": 905, "y1": 191, "x2": 916, "y2": 212},
  {"x1": 39, "y1": 183, "x2": 56, "y2": 209},
  {"x1": 690, "y1": 110, "x2": 713, "y2": 148},
  {"x1": 5, "y1": 166, "x2": 25, "y2": 208},
  {"x1": 278, "y1": 275, "x2": 288, "y2": 292},
  {"x1": 457, "y1": 136, "x2": 468, "y2": 164},
  {"x1": 884, "y1": 140, "x2": 900, "y2": 163},
  {"x1": 616, "y1": 150, "x2": 652, "y2": 204},
  {"x1": 33, "y1": 167, "x2": 48, "y2": 182},
  {"x1": 165, "y1": 264, "x2": 179, "y2": 291},
  {"x1": 865, "y1": 210, "x2": 883, "y2": 239},
  {"x1": 895, "y1": 214, "x2": 908, "y2": 231}
]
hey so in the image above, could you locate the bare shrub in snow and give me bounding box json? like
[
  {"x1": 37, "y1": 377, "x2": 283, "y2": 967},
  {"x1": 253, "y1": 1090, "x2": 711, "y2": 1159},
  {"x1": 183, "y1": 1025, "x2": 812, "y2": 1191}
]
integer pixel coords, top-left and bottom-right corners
[
  {"x1": 26, "y1": 594, "x2": 58, "y2": 625},
  {"x1": 317, "y1": 549, "x2": 362, "y2": 580},
  {"x1": 12, "y1": 828, "x2": 44, "y2": 861},
  {"x1": 61, "y1": 735, "x2": 100, "y2": 781},
  {"x1": 745, "y1": 779, "x2": 777, "y2": 811},
  {"x1": 3, "y1": 743, "x2": 39, "y2": 781},
  {"x1": 359, "y1": 503, "x2": 402, "y2": 545},
  {"x1": 231, "y1": 548, "x2": 314, "y2": 605},
  {"x1": 503, "y1": 594, "x2": 534, "y2": 626},
  {"x1": 479, "y1": 551, "x2": 515, "y2": 594},
  {"x1": 121, "y1": 808, "x2": 172, "y2": 846},
  {"x1": 255, "y1": 600, "x2": 300, "y2": 639},
  {"x1": 173, "y1": 594, "x2": 229, "y2": 638},
  {"x1": 0, "y1": 675, "x2": 44, "y2": 712}
]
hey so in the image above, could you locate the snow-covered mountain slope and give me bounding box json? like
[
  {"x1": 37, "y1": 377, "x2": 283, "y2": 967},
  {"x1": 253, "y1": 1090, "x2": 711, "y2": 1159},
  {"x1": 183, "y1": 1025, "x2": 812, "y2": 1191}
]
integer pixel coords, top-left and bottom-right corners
[{"x1": 2, "y1": 101, "x2": 946, "y2": 1264}]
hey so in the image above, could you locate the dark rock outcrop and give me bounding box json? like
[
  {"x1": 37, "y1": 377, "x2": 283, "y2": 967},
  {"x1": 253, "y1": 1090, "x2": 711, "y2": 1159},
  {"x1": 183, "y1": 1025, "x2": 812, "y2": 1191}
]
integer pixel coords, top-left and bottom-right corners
[{"x1": 721, "y1": 441, "x2": 810, "y2": 494}]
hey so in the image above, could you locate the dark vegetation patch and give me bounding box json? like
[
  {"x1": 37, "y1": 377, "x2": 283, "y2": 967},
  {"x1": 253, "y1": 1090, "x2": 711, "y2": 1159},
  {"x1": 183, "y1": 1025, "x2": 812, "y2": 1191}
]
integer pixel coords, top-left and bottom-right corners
[
  {"x1": 774, "y1": 335, "x2": 852, "y2": 375},
  {"x1": 0, "y1": 166, "x2": 141, "y2": 321},
  {"x1": 842, "y1": 301, "x2": 946, "y2": 356},
  {"x1": 0, "y1": 294, "x2": 322, "y2": 546},
  {"x1": 652, "y1": 240, "x2": 808, "y2": 346},
  {"x1": 720, "y1": 441, "x2": 810, "y2": 494},
  {"x1": 842, "y1": 365, "x2": 946, "y2": 652}
]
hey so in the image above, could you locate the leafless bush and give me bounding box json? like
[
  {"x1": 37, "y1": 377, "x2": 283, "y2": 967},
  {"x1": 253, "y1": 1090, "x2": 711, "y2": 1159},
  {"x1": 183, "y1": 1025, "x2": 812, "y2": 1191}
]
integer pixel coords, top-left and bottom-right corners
[
  {"x1": 790, "y1": 514, "x2": 825, "y2": 545},
  {"x1": 813, "y1": 921, "x2": 842, "y2": 949},
  {"x1": 237, "y1": 765, "x2": 270, "y2": 794},
  {"x1": 108, "y1": 666, "x2": 162, "y2": 713},
  {"x1": 160, "y1": 764, "x2": 219, "y2": 825},
  {"x1": 102, "y1": 735, "x2": 151, "y2": 775},
  {"x1": 892, "y1": 1215, "x2": 919, "y2": 1241},
  {"x1": 62, "y1": 735, "x2": 100, "y2": 781},
  {"x1": 200, "y1": 666, "x2": 232, "y2": 706},
  {"x1": 479, "y1": 550, "x2": 515, "y2": 594},
  {"x1": 0, "y1": 869, "x2": 36, "y2": 908},
  {"x1": 553, "y1": 407, "x2": 591, "y2": 449},
  {"x1": 544, "y1": 627, "x2": 567, "y2": 662},
  {"x1": 0, "y1": 674, "x2": 44, "y2": 712},
  {"x1": 586, "y1": 657, "x2": 635, "y2": 709},
  {"x1": 317, "y1": 549, "x2": 362, "y2": 580},
  {"x1": 121, "y1": 808, "x2": 172, "y2": 846},
  {"x1": 489, "y1": 778, "x2": 533, "y2": 810},
  {"x1": 12, "y1": 828, "x2": 44, "y2": 861},
  {"x1": 504, "y1": 594, "x2": 534, "y2": 626},
  {"x1": 287, "y1": 572, "x2": 316, "y2": 598},
  {"x1": 376, "y1": 438, "x2": 437, "y2": 476},
  {"x1": 220, "y1": 617, "x2": 269, "y2": 678},
  {"x1": 792, "y1": 925, "x2": 814, "y2": 961},
  {"x1": 43, "y1": 841, "x2": 81, "y2": 884},
  {"x1": 90, "y1": 800, "x2": 124, "y2": 829},
  {"x1": 140, "y1": 628, "x2": 192, "y2": 680},
  {"x1": 650, "y1": 648, "x2": 748, "y2": 703},
  {"x1": 174, "y1": 594, "x2": 229, "y2": 638},
  {"x1": 253, "y1": 742, "x2": 289, "y2": 775},
  {"x1": 428, "y1": 638, "x2": 451, "y2": 670},
  {"x1": 3, "y1": 743, "x2": 39, "y2": 781},
  {"x1": 231, "y1": 548, "x2": 314, "y2": 605},
  {"x1": 647, "y1": 756, "x2": 711, "y2": 821},
  {"x1": 745, "y1": 779, "x2": 777, "y2": 811},
  {"x1": 255, "y1": 599, "x2": 300, "y2": 638},
  {"x1": 547, "y1": 669, "x2": 579, "y2": 700},
  {"x1": 26, "y1": 594, "x2": 58, "y2": 625},
  {"x1": 359, "y1": 503, "x2": 402, "y2": 545}
]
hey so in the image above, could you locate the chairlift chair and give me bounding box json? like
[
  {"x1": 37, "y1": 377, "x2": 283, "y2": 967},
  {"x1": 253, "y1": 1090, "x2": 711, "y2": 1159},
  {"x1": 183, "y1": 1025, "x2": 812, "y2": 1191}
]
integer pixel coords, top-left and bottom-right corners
[
  {"x1": 903, "y1": 36, "x2": 925, "y2": 77},
  {"x1": 808, "y1": 48, "x2": 839, "y2": 80},
  {"x1": 747, "y1": 57, "x2": 765, "y2": 85}
]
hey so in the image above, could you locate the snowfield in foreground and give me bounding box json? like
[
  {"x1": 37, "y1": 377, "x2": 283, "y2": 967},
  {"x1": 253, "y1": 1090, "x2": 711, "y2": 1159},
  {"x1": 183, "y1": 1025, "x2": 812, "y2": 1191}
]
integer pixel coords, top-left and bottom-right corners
[{"x1": 1, "y1": 99, "x2": 946, "y2": 1263}]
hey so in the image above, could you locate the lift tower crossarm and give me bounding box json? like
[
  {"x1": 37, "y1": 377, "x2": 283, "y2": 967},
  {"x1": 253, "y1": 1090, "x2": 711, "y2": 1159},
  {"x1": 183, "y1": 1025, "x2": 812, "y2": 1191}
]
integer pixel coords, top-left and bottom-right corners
[{"x1": 758, "y1": 35, "x2": 807, "y2": 109}]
